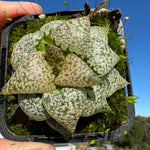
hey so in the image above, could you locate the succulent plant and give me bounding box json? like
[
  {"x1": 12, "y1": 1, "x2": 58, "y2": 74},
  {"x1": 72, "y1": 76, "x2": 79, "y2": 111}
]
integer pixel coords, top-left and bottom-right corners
[{"x1": 1, "y1": 15, "x2": 128, "y2": 134}]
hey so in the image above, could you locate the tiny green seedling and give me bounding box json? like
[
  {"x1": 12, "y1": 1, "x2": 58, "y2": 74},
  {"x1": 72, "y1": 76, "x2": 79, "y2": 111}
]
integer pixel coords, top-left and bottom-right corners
[
  {"x1": 3, "y1": 11, "x2": 6, "y2": 17},
  {"x1": 124, "y1": 130, "x2": 128, "y2": 135},
  {"x1": 126, "y1": 96, "x2": 138, "y2": 104},
  {"x1": 90, "y1": 140, "x2": 96, "y2": 145},
  {"x1": 63, "y1": 1, "x2": 67, "y2": 7},
  {"x1": 3, "y1": 11, "x2": 13, "y2": 21},
  {"x1": 6, "y1": 18, "x2": 13, "y2": 21}
]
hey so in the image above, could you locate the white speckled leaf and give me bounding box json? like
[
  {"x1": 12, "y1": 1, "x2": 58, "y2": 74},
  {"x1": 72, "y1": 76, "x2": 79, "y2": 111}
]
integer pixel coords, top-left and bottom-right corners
[
  {"x1": 45, "y1": 43, "x2": 65, "y2": 66},
  {"x1": 11, "y1": 31, "x2": 44, "y2": 70},
  {"x1": 43, "y1": 88, "x2": 87, "y2": 133},
  {"x1": 54, "y1": 54, "x2": 100, "y2": 88},
  {"x1": 40, "y1": 20, "x2": 65, "y2": 44},
  {"x1": 51, "y1": 16, "x2": 90, "y2": 59},
  {"x1": 1, "y1": 51, "x2": 56, "y2": 95},
  {"x1": 81, "y1": 82, "x2": 112, "y2": 117},
  {"x1": 18, "y1": 94, "x2": 50, "y2": 121},
  {"x1": 106, "y1": 68, "x2": 129, "y2": 98},
  {"x1": 86, "y1": 26, "x2": 120, "y2": 77}
]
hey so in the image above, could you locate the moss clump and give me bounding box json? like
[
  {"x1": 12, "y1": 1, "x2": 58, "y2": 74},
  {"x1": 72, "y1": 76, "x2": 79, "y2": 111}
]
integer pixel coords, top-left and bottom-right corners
[
  {"x1": 10, "y1": 124, "x2": 31, "y2": 135},
  {"x1": 91, "y1": 13, "x2": 109, "y2": 27}
]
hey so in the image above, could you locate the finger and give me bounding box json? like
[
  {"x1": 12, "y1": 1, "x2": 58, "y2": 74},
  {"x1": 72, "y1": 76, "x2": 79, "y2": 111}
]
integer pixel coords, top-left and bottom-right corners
[
  {"x1": 0, "y1": 138, "x2": 55, "y2": 150},
  {"x1": 0, "y1": 1, "x2": 43, "y2": 41},
  {"x1": 11, "y1": 141, "x2": 55, "y2": 150}
]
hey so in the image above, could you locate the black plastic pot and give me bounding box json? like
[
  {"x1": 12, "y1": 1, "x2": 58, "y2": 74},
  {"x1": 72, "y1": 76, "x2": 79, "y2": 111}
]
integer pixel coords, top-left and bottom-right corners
[{"x1": 0, "y1": 10, "x2": 135, "y2": 143}]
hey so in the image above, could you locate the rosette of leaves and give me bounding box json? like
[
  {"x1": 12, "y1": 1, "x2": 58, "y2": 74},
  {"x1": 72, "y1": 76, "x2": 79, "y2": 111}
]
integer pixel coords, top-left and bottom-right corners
[{"x1": 1, "y1": 15, "x2": 128, "y2": 134}]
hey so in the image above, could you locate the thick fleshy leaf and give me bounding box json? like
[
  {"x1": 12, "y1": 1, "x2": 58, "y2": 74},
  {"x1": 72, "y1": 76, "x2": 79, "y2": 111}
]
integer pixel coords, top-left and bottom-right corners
[
  {"x1": 43, "y1": 88, "x2": 87, "y2": 133},
  {"x1": 105, "y1": 68, "x2": 129, "y2": 97},
  {"x1": 54, "y1": 54, "x2": 100, "y2": 88},
  {"x1": 82, "y1": 68, "x2": 128, "y2": 117},
  {"x1": 81, "y1": 83, "x2": 112, "y2": 117},
  {"x1": 40, "y1": 20, "x2": 65, "y2": 44},
  {"x1": 45, "y1": 44, "x2": 65, "y2": 65},
  {"x1": 51, "y1": 16, "x2": 90, "y2": 59},
  {"x1": 1, "y1": 51, "x2": 56, "y2": 95},
  {"x1": 46, "y1": 117, "x2": 71, "y2": 140},
  {"x1": 45, "y1": 44, "x2": 65, "y2": 76},
  {"x1": 86, "y1": 26, "x2": 120, "y2": 77},
  {"x1": 11, "y1": 31, "x2": 44, "y2": 70},
  {"x1": 18, "y1": 94, "x2": 50, "y2": 121}
]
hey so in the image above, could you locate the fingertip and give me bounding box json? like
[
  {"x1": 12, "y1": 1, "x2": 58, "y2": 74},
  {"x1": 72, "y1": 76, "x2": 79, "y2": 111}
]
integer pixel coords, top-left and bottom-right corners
[
  {"x1": 49, "y1": 144, "x2": 56, "y2": 150},
  {"x1": 30, "y1": 2, "x2": 43, "y2": 14},
  {"x1": 18, "y1": 1, "x2": 43, "y2": 14}
]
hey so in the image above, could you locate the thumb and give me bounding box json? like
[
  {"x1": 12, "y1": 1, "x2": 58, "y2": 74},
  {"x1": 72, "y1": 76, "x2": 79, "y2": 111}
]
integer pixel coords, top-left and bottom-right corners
[
  {"x1": 0, "y1": 138, "x2": 55, "y2": 150},
  {"x1": 0, "y1": 1, "x2": 43, "y2": 44},
  {"x1": 16, "y1": 141, "x2": 56, "y2": 150}
]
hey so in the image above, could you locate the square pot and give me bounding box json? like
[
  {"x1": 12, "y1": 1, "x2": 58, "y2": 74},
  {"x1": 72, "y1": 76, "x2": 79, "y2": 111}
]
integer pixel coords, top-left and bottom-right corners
[{"x1": 0, "y1": 10, "x2": 135, "y2": 143}]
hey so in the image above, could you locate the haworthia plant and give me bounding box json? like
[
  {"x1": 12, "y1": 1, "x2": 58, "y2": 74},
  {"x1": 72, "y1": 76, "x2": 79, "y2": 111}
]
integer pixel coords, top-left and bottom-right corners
[
  {"x1": 11, "y1": 31, "x2": 44, "y2": 70},
  {"x1": 43, "y1": 88, "x2": 87, "y2": 133},
  {"x1": 86, "y1": 26, "x2": 120, "y2": 77},
  {"x1": 54, "y1": 54, "x2": 100, "y2": 87},
  {"x1": 18, "y1": 94, "x2": 50, "y2": 121},
  {"x1": 1, "y1": 51, "x2": 56, "y2": 95},
  {"x1": 2, "y1": 15, "x2": 129, "y2": 134},
  {"x1": 50, "y1": 16, "x2": 90, "y2": 59}
]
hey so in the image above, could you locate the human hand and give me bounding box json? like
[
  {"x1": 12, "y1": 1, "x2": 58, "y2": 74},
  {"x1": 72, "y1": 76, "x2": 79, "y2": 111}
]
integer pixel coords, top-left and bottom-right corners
[
  {"x1": 0, "y1": 138, "x2": 55, "y2": 150},
  {"x1": 0, "y1": 0, "x2": 43, "y2": 42}
]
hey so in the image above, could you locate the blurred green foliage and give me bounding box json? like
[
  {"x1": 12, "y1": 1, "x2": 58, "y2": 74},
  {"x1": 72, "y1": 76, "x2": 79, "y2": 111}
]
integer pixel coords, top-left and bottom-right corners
[{"x1": 113, "y1": 116, "x2": 150, "y2": 150}]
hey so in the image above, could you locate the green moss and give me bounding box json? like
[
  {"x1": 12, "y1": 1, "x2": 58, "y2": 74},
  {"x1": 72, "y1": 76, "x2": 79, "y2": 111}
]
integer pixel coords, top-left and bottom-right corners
[
  {"x1": 108, "y1": 29, "x2": 124, "y2": 54},
  {"x1": 91, "y1": 13, "x2": 109, "y2": 27},
  {"x1": 10, "y1": 124, "x2": 31, "y2": 135}
]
